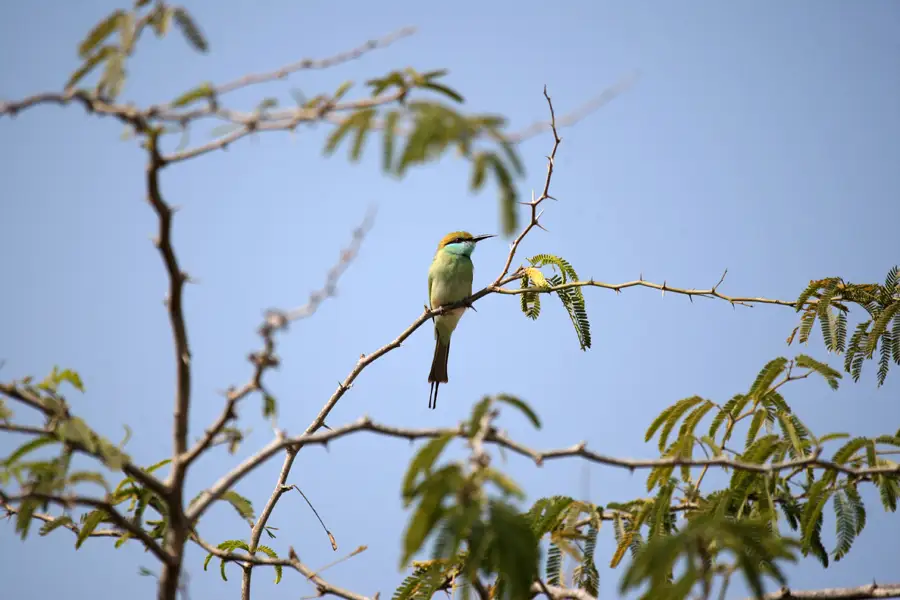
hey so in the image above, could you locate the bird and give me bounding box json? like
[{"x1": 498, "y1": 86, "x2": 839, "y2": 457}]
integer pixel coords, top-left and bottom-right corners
[{"x1": 427, "y1": 230, "x2": 495, "y2": 409}]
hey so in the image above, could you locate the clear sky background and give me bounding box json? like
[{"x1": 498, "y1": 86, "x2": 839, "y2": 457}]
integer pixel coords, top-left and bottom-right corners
[{"x1": 2, "y1": 1, "x2": 899, "y2": 599}]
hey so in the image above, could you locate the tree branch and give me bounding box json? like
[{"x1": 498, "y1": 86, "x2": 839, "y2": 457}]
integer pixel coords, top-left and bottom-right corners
[
  {"x1": 288, "y1": 547, "x2": 372, "y2": 600},
  {"x1": 0, "y1": 384, "x2": 169, "y2": 499},
  {"x1": 0, "y1": 490, "x2": 168, "y2": 562},
  {"x1": 186, "y1": 414, "x2": 898, "y2": 528},
  {"x1": 2, "y1": 501, "x2": 121, "y2": 538},
  {"x1": 759, "y1": 582, "x2": 900, "y2": 600},
  {"x1": 181, "y1": 209, "x2": 372, "y2": 469},
  {"x1": 492, "y1": 86, "x2": 560, "y2": 285},
  {"x1": 495, "y1": 270, "x2": 796, "y2": 308}
]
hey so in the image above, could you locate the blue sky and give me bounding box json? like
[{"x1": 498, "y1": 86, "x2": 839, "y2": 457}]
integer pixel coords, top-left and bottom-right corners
[{"x1": 2, "y1": 1, "x2": 899, "y2": 598}]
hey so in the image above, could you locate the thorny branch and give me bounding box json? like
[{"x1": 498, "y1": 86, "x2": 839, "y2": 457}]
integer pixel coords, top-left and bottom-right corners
[
  {"x1": 181, "y1": 210, "x2": 375, "y2": 470},
  {"x1": 0, "y1": 13, "x2": 872, "y2": 600},
  {"x1": 184, "y1": 415, "x2": 900, "y2": 513}
]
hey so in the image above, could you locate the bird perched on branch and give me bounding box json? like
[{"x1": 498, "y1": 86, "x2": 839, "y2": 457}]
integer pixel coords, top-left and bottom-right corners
[{"x1": 427, "y1": 231, "x2": 495, "y2": 409}]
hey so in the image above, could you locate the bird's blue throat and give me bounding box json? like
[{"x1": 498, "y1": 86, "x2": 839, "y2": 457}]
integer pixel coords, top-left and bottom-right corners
[{"x1": 441, "y1": 241, "x2": 477, "y2": 257}]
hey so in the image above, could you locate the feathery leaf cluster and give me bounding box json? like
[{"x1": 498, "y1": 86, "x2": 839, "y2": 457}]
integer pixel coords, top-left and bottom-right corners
[
  {"x1": 788, "y1": 265, "x2": 900, "y2": 386},
  {"x1": 518, "y1": 254, "x2": 592, "y2": 350}
]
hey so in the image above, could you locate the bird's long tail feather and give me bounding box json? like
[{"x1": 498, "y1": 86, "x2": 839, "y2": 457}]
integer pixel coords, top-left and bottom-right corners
[{"x1": 428, "y1": 337, "x2": 451, "y2": 409}]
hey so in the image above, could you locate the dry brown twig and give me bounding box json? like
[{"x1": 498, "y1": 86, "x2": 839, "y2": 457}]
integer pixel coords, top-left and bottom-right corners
[{"x1": 0, "y1": 18, "x2": 858, "y2": 600}]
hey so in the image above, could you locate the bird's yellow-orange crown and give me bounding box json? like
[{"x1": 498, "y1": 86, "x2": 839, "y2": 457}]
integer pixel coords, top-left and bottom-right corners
[{"x1": 437, "y1": 231, "x2": 475, "y2": 250}]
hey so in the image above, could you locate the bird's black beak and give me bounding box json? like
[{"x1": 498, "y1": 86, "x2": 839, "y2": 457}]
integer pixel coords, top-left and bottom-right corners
[{"x1": 471, "y1": 234, "x2": 496, "y2": 243}]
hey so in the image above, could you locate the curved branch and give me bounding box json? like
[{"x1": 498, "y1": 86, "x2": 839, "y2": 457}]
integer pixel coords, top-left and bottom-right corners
[
  {"x1": 759, "y1": 582, "x2": 900, "y2": 600},
  {"x1": 2, "y1": 501, "x2": 121, "y2": 538},
  {"x1": 186, "y1": 415, "x2": 899, "y2": 526},
  {"x1": 0, "y1": 491, "x2": 168, "y2": 562}
]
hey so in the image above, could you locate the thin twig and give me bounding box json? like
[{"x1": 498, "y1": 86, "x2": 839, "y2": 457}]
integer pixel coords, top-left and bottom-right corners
[
  {"x1": 2, "y1": 501, "x2": 121, "y2": 538},
  {"x1": 494, "y1": 277, "x2": 796, "y2": 308},
  {"x1": 492, "y1": 85, "x2": 561, "y2": 285},
  {"x1": 758, "y1": 582, "x2": 900, "y2": 600},
  {"x1": 0, "y1": 384, "x2": 169, "y2": 499},
  {"x1": 0, "y1": 491, "x2": 168, "y2": 562},
  {"x1": 288, "y1": 486, "x2": 337, "y2": 550}
]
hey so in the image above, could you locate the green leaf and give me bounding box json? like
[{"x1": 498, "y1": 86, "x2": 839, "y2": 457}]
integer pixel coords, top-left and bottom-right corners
[
  {"x1": 172, "y1": 7, "x2": 208, "y2": 52},
  {"x1": 143, "y1": 458, "x2": 172, "y2": 475},
  {"x1": 78, "y1": 10, "x2": 125, "y2": 58},
  {"x1": 39, "y1": 515, "x2": 73, "y2": 536},
  {"x1": 795, "y1": 354, "x2": 842, "y2": 390},
  {"x1": 746, "y1": 409, "x2": 767, "y2": 448},
  {"x1": 262, "y1": 394, "x2": 277, "y2": 420},
  {"x1": 255, "y1": 545, "x2": 282, "y2": 584},
  {"x1": 488, "y1": 500, "x2": 539, "y2": 600},
  {"x1": 382, "y1": 110, "x2": 400, "y2": 171},
  {"x1": 76, "y1": 510, "x2": 107, "y2": 549},
  {"x1": 482, "y1": 467, "x2": 524, "y2": 499},
  {"x1": 545, "y1": 543, "x2": 562, "y2": 586},
  {"x1": 832, "y1": 489, "x2": 856, "y2": 561},
  {"x1": 494, "y1": 394, "x2": 541, "y2": 429},
  {"x1": 220, "y1": 491, "x2": 255, "y2": 521},
  {"x1": 749, "y1": 357, "x2": 789, "y2": 398},
  {"x1": 402, "y1": 433, "x2": 454, "y2": 500},
  {"x1": 421, "y1": 82, "x2": 464, "y2": 103},
  {"x1": 400, "y1": 464, "x2": 462, "y2": 566},
  {"x1": 170, "y1": 82, "x2": 214, "y2": 108},
  {"x1": 4, "y1": 436, "x2": 57, "y2": 466}
]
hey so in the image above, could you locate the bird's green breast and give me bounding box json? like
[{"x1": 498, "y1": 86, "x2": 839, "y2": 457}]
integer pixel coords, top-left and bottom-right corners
[{"x1": 429, "y1": 251, "x2": 474, "y2": 308}]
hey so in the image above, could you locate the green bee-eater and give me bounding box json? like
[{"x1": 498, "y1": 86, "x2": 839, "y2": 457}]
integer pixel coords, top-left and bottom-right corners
[{"x1": 427, "y1": 231, "x2": 495, "y2": 409}]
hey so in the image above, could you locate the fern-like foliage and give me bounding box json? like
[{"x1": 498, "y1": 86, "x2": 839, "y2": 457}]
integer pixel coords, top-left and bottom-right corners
[
  {"x1": 518, "y1": 254, "x2": 592, "y2": 350},
  {"x1": 598, "y1": 353, "x2": 900, "y2": 599},
  {"x1": 396, "y1": 395, "x2": 543, "y2": 600},
  {"x1": 324, "y1": 69, "x2": 525, "y2": 235},
  {"x1": 788, "y1": 266, "x2": 900, "y2": 386}
]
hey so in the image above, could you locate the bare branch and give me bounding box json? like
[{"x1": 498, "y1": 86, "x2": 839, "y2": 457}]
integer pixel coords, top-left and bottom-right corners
[
  {"x1": 759, "y1": 582, "x2": 900, "y2": 600},
  {"x1": 0, "y1": 423, "x2": 47, "y2": 436},
  {"x1": 0, "y1": 89, "x2": 147, "y2": 128},
  {"x1": 509, "y1": 71, "x2": 640, "y2": 143},
  {"x1": 531, "y1": 582, "x2": 597, "y2": 600},
  {"x1": 492, "y1": 86, "x2": 561, "y2": 285},
  {"x1": 210, "y1": 28, "x2": 416, "y2": 97},
  {"x1": 495, "y1": 276, "x2": 796, "y2": 307},
  {"x1": 144, "y1": 135, "x2": 192, "y2": 465},
  {"x1": 182, "y1": 211, "x2": 372, "y2": 469},
  {"x1": 288, "y1": 547, "x2": 372, "y2": 600}
]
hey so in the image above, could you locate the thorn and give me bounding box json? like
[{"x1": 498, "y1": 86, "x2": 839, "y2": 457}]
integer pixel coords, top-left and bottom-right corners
[
  {"x1": 546, "y1": 194, "x2": 557, "y2": 202},
  {"x1": 688, "y1": 294, "x2": 694, "y2": 303},
  {"x1": 639, "y1": 272, "x2": 643, "y2": 281},
  {"x1": 534, "y1": 221, "x2": 549, "y2": 233}
]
